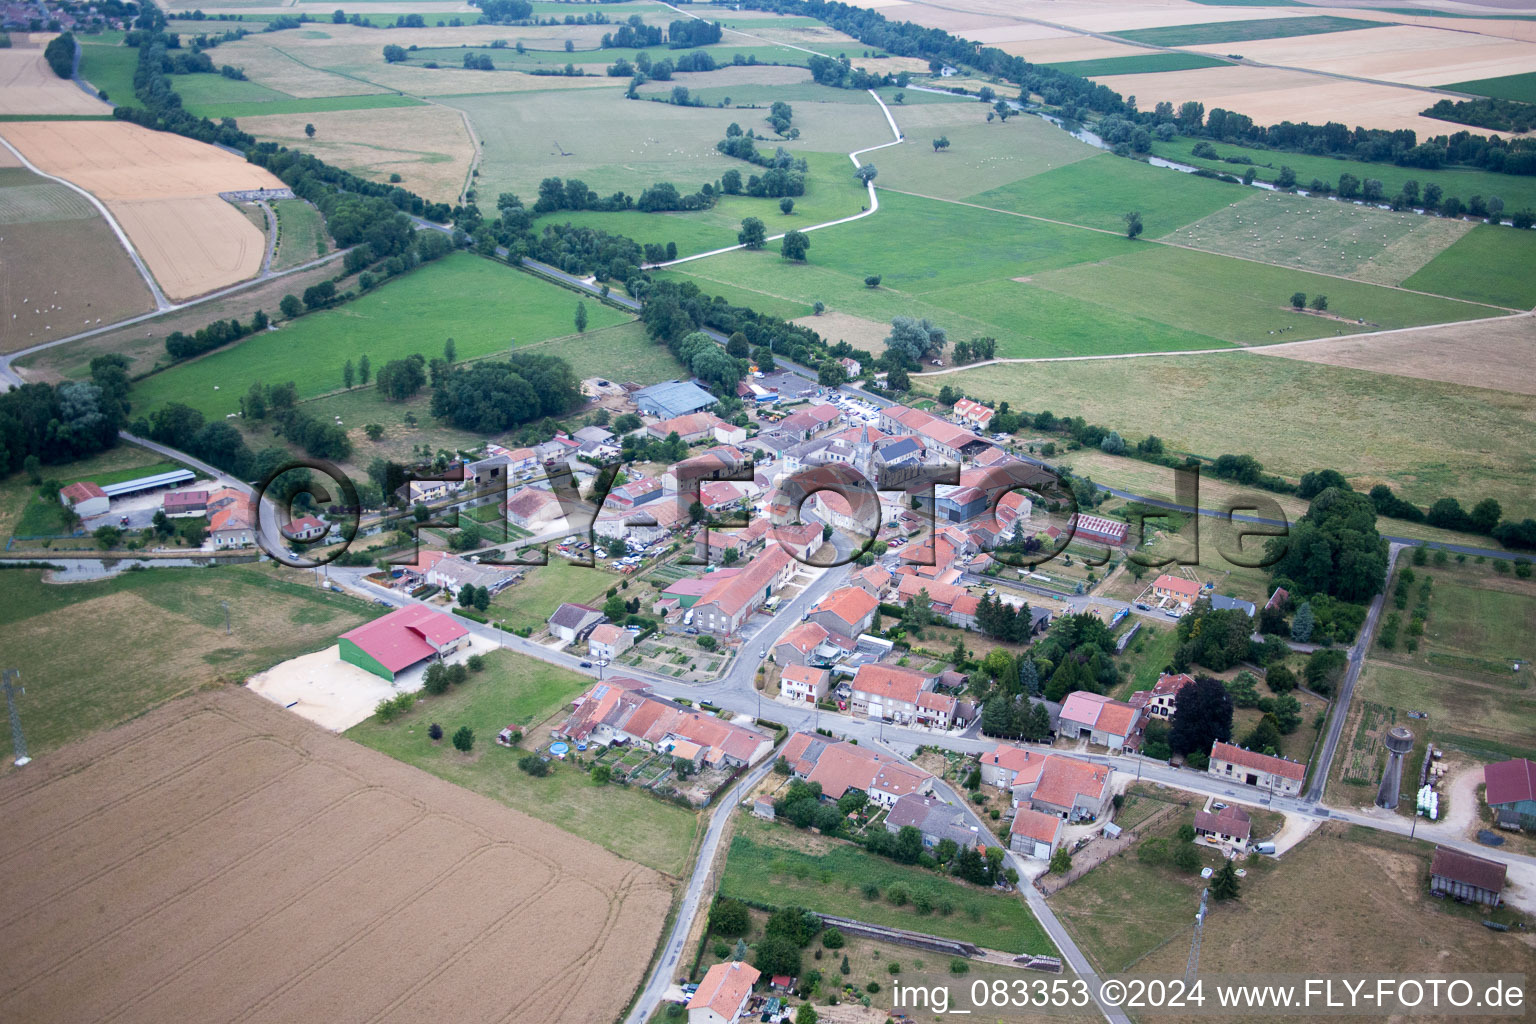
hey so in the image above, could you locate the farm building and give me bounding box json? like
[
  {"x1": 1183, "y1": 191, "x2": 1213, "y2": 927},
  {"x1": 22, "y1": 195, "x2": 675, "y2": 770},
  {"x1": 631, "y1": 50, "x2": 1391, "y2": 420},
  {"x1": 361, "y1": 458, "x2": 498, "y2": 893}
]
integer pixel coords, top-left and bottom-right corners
[
  {"x1": 635, "y1": 379, "x2": 717, "y2": 419},
  {"x1": 1429, "y1": 847, "x2": 1505, "y2": 906},
  {"x1": 1057, "y1": 691, "x2": 1141, "y2": 751},
  {"x1": 338, "y1": 605, "x2": 469, "y2": 682},
  {"x1": 1484, "y1": 757, "x2": 1536, "y2": 830},
  {"x1": 548, "y1": 603, "x2": 606, "y2": 644},
  {"x1": 1195, "y1": 804, "x2": 1251, "y2": 851},
  {"x1": 1066, "y1": 513, "x2": 1128, "y2": 546},
  {"x1": 1022, "y1": 756, "x2": 1113, "y2": 822},
  {"x1": 1208, "y1": 741, "x2": 1307, "y2": 797},
  {"x1": 162, "y1": 489, "x2": 208, "y2": 517},
  {"x1": 689, "y1": 546, "x2": 794, "y2": 635},
  {"x1": 100, "y1": 468, "x2": 196, "y2": 499},
  {"x1": 58, "y1": 481, "x2": 108, "y2": 517},
  {"x1": 645, "y1": 411, "x2": 740, "y2": 444},
  {"x1": 1009, "y1": 807, "x2": 1064, "y2": 860},
  {"x1": 687, "y1": 960, "x2": 760, "y2": 1024}
]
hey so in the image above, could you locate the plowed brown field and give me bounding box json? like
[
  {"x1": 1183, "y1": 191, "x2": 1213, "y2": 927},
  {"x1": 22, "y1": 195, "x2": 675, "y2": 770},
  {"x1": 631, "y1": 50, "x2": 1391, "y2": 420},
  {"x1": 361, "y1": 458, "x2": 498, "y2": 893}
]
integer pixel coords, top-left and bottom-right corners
[{"x1": 0, "y1": 689, "x2": 671, "y2": 1024}]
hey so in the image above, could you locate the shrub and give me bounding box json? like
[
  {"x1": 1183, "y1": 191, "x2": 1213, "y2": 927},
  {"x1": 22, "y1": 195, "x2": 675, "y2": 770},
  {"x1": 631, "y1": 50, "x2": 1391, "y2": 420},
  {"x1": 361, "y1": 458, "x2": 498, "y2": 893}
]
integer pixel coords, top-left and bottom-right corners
[
  {"x1": 467, "y1": 653, "x2": 486, "y2": 672},
  {"x1": 950, "y1": 959, "x2": 970, "y2": 975},
  {"x1": 518, "y1": 754, "x2": 550, "y2": 776},
  {"x1": 820, "y1": 927, "x2": 844, "y2": 949},
  {"x1": 428, "y1": 722, "x2": 443, "y2": 741},
  {"x1": 866, "y1": 982, "x2": 880, "y2": 994},
  {"x1": 452, "y1": 725, "x2": 474, "y2": 752},
  {"x1": 887, "y1": 961, "x2": 901, "y2": 974}
]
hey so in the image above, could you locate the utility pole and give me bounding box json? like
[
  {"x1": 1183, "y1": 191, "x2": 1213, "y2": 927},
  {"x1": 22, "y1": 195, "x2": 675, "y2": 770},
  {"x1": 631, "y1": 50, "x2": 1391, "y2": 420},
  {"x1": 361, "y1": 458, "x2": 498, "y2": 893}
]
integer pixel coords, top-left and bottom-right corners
[
  {"x1": 2, "y1": 669, "x2": 29, "y2": 767},
  {"x1": 1184, "y1": 886, "x2": 1209, "y2": 983},
  {"x1": 221, "y1": 600, "x2": 231, "y2": 636}
]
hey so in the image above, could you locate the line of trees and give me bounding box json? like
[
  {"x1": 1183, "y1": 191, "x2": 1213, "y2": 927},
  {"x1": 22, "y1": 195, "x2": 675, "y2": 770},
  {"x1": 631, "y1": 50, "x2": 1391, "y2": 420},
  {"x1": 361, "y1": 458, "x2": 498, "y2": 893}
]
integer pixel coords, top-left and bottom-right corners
[
  {"x1": 43, "y1": 31, "x2": 74, "y2": 77},
  {"x1": 0, "y1": 356, "x2": 130, "y2": 475}
]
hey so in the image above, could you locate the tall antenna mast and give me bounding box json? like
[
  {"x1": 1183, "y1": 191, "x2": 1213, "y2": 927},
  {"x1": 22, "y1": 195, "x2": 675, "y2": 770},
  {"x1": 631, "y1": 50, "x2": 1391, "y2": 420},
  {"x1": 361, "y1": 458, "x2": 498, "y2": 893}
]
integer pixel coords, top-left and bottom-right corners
[
  {"x1": 2, "y1": 669, "x2": 29, "y2": 767},
  {"x1": 1184, "y1": 886, "x2": 1209, "y2": 983}
]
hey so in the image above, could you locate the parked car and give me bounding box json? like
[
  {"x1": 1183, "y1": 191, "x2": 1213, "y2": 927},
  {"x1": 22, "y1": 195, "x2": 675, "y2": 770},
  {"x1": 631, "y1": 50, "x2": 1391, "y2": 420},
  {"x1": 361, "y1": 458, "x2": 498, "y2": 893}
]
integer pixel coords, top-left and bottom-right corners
[
  {"x1": 579, "y1": 661, "x2": 593, "y2": 668},
  {"x1": 1135, "y1": 602, "x2": 1151, "y2": 611},
  {"x1": 684, "y1": 627, "x2": 699, "y2": 635}
]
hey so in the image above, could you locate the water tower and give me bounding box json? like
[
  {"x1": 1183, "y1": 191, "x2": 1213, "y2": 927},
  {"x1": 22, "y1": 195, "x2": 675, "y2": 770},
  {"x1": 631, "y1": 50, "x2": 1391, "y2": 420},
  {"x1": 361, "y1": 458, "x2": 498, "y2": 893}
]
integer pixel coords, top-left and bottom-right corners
[{"x1": 1376, "y1": 725, "x2": 1414, "y2": 809}]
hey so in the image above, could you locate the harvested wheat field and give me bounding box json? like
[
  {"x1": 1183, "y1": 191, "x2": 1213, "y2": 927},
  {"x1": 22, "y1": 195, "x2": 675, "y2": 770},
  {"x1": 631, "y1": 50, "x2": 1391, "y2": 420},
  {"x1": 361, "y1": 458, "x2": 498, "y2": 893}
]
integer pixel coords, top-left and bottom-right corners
[
  {"x1": 1097, "y1": 64, "x2": 1472, "y2": 134},
  {"x1": 1257, "y1": 314, "x2": 1536, "y2": 395},
  {"x1": 0, "y1": 120, "x2": 281, "y2": 200},
  {"x1": 239, "y1": 104, "x2": 475, "y2": 204},
  {"x1": 0, "y1": 689, "x2": 671, "y2": 1024},
  {"x1": 1004, "y1": 35, "x2": 1163, "y2": 64},
  {"x1": 0, "y1": 35, "x2": 112, "y2": 116},
  {"x1": 110, "y1": 195, "x2": 265, "y2": 301},
  {"x1": 0, "y1": 120, "x2": 282, "y2": 299},
  {"x1": 0, "y1": 216, "x2": 156, "y2": 350},
  {"x1": 795, "y1": 311, "x2": 892, "y2": 351},
  {"x1": 1180, "y1": 24, "x2": 1536, "y2": 89}
]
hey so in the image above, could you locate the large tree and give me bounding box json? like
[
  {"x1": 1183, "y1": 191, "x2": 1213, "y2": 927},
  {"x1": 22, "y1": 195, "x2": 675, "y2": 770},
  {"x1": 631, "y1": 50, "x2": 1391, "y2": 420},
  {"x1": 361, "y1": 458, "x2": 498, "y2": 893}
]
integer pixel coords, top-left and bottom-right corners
[
  {"x1": 884, "y1": 316, "x2": 947, "y2": 365},
  {"x1": 1266, "y1": 487, "x2": 1388, "y2": 603},
  {"x1": 1168, "y1": 675, "x2": 1233, "y2": 757},
  {"x1": 738, "y1": 217, "x2": 767, "y2": 249}
]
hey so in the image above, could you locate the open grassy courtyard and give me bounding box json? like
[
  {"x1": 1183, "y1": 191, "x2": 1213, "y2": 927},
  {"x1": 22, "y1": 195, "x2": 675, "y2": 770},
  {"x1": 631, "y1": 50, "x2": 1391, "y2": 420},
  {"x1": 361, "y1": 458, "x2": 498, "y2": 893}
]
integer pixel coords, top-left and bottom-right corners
[
  {"x1": 719, "y1": 817, "x2": 1053, "y2": 955},
  {"x1": 346, "y1": 648, "x2": 700, "y2": 874},
  {"x1": 128, "y1": 253, "x2": 632, "y2": 418}
]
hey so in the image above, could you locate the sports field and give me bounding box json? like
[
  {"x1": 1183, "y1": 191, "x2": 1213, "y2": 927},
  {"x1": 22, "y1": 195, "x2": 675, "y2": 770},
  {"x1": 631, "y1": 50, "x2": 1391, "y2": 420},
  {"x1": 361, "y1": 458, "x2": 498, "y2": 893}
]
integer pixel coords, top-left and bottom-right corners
[
  {"x1": 1166, "y1": 190, "x2": 1476, "y2": 287},
  {"x1": 348, "y1": 647, "x2": 700, "y2": 874},
  {"x1": 1442, "y1": 70, "x2": 1536, "y2": 103},
  {"x1": 0, "y1": 688, "x2": 671, "y2": 1024},
  {"x1": 1045, "y1": 52, "x2": 1228, "y2": 76},
  {"x1": 1111, "y1": 16, "x2": 1384, "y2": 47},
  {"x1": 934, "y1": 352, "x2": 1536, "y2": 512},
  {"x1": 131, "y1": 253, "x2": 632, "y2": 417}
]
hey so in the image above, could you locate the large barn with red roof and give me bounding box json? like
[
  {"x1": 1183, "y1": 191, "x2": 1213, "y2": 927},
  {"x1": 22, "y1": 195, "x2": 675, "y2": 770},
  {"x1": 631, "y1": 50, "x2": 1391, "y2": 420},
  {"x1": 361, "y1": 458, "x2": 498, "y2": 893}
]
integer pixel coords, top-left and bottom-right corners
[{"x1": 338, "y1": 605, "x2": 470, "y2": 681}]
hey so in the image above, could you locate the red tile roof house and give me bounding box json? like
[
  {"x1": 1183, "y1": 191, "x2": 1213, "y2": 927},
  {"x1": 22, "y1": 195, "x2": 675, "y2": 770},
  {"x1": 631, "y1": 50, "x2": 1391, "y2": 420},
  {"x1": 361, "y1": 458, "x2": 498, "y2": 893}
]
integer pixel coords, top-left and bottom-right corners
[
  {"x1": 849, "y1": 664, "x2": 934, "y2": 725},
  {"x1": 1207, "y1": 741, "x2": 1307, "y2": 797},
  {"x1": 779, "y1": 731, "x2": 934, "y2": 808},
  {"x1": 1057, "y1": 691, "x2": 1143, "y2": 752},
  {"x1": 207, "y1": 491, "x2": 256, "y2": 548},
  {"x1": 554, "y1": 679, "x2": 772, "y2": 769},
  {"x1": 690, "y1": 545, "x2": 794, "y2": 635},
  {"x1": 338, "y1": 605, "x2": 470, "y2": 682},
  {"x1": 280, "y1": 514, "x2": 327, "y2": 542},
  {"x1": 1195, "y1": 804, "x2": 1252, "y2": 851},
  {"x1": 979, "y1": 744, "x2": 1049, "y2": 790},
  {"x1": 779, "y1": 402, "x2": 842, "y2": 440},
  {"x1": 1009, "y1": 807, "x2": 1064, "y2": 860},
  {"x1": 778, "y1": 665, "x2": 830, "y2": 706},
  {"x1": 808, "y1": 586, "x2": 879, "y2": 639},
  {"x1": 59, "y1": 480, "x2": 109, "y2": 518},
  {"x1": 915, "y1": 690, "x2": 960, "y2": 730},
  {"x1": 1484, "y1": 757, "x2": 1536, "y2": 830},
  {"x1": 1152, "y1": 573, "x2": 1202, "y2": 608},
  {"x1": 1429, "y1": 846, "x2": 1506, "y2": 907},
  {"x1": 1128, "y1": 672, "x2": 1195, "y2": 721},
  {"x1": 1022, "y1": 755, "x2": 1113, "y2": 822},
  {"x1": 687, "y1": 960, "x2": 760, "y2": 1024}
]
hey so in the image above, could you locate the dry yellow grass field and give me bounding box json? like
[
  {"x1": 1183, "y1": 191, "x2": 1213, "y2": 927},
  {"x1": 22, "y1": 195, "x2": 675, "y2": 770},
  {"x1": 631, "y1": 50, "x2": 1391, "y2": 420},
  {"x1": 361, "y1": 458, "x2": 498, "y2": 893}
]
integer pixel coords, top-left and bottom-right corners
[
  {"x1": 0, "y1": 120, "x2": 283, "y2": 199},
  {"x1": 109, "y1": 195, "x2": 266, "y2": 301},
  {"x1": 0, "y1": 689, "x2": 672, "y2": 1024},
  {"x1": 1180, "y1": 24, "x2": 1536, "y2": 89},
  {"x1": 792, "y1": 310, "x2": 891, "y2": 350},
  {"x1": 239, "y1": 104, "x2": 475, "y2": 205},
  {"x1": 1096, "y1": 65, "x2": 1471, "y2": 134},
  {"x1": 0, "y1": 35, "x2": 113, "y2": 116},
  {"x1": 1257, "y1": 313, "x2": 1536, "y2": 395}
]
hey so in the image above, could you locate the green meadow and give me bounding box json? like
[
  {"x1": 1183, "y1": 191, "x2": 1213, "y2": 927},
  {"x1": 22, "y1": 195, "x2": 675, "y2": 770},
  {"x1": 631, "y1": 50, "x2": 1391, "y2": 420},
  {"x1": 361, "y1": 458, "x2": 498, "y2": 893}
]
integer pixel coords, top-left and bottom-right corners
[
  {"x1": 1441, "y1": 71, "x2": 1536, "y2": 104},
  {"x1": 76, "y1": 40, "x2": 140, "y2": 107},
  {"x1": 1043, "y1": 53, "x2": 1228, "y2": 77},
  {"x1": 129, "y1": 254, "x2": 631, "y2": 418},
  {"x1": 1403, "y1": 224, "x2": 1536, "y2": 310},
  {"x1": 1112, "y1": 16, "x2": 1384, "y2": 46}
]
